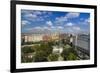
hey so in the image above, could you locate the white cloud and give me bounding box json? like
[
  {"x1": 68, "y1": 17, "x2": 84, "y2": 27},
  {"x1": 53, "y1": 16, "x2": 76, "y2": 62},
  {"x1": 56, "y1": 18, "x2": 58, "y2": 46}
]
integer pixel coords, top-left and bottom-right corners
[
  {"x1": 21, "y1": 20, "x2": 30, "y2": 26},
  {"x1": 22, "y1": 10, "x2": 46, "y2": 21},
  {"x1": 78, "y1": 18, "x2": 90, "y2": 25},
  {"x1": 23, "y1": 10, "x2": 43, "y2": 16},
  {"x1": 55, "y1": 16, "x2": 68, "y2": 25},
  {"x1": 34, "y1": 26, "x2": 42, "y2": 30},
  {"x1": 72, "y1": 26, "x2": 81, "y2": 31},
  {"x1": 64, "y1": 26, "x2": 81, "y2": 34},
  {"x1": 27, "y1": 26, "x2": 51, "y2": 31},
  {"x1": 51, "y1": 26, "x2": 56, "y2": 29},
  {"x1": 33, "y1": 11, "x2": 42, "y2": 15},
  {"x1": 80, "y1": 18, "x2": 84, "y2": 21},
  {"x1": 26, "y1": 28, "x2": 33, "y2": 31},
  {"x1": 33, "y1": 11, "x2": 52, "y2": 16},
  {"x1": 57, "y1": 26, "x2": 64, "y2": 29},
  {"x1": 24, "y1": 13, "x2": 37, "y2": 18},
  {"x1": 21, "y1": 10, "x2": 30, "y2": 14},
  {"x1": 66, "y1": 12, "x2": 80, "y2": 18},
  {"x1": 26, "y1": 26, "x2": 43, "y2": 32},
  {"x1": 23, "y1": 11, "x2": 52, "y2": 22},
  {"x1": 46, "y1": 21, "x2": 53, "y2": 26},
  {"x1": 55, "y1": 12, "x2": 80, "y2": 25},
  {"x1": 65, "y1": 22, "x2": 74, "y2": 26},
  {"x1": 56, "y1": 16, "x2": 67, "y2": 22},
  {"x1": 23, "y1": 12, "x2": 43, "y2": 21},
  {"x1": 85, "y1": 18, "x2": 90, "y2": 23},
  {"x1": 43, "y1": 26, "x2": 50, "y2": 30}
]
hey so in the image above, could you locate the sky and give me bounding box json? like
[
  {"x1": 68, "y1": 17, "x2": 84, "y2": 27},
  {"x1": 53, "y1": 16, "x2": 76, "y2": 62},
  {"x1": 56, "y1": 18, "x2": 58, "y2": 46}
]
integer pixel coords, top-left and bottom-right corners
[{"x1": 21, "y1": 9, "x2": 90, "y2": 34}]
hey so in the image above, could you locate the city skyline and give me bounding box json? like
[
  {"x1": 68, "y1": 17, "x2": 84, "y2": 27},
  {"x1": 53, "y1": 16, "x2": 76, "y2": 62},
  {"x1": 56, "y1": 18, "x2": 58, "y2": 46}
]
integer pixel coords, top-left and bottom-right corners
[{"x1": 21, "y1": 9, "x2": 90, "y2": 34}]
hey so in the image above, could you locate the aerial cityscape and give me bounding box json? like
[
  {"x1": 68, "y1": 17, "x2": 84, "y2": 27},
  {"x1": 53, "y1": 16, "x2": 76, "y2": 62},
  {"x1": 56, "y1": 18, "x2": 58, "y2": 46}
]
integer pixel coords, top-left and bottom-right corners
[{"x1": 21, "y1": 9, "x2": 90, "y2": 63}]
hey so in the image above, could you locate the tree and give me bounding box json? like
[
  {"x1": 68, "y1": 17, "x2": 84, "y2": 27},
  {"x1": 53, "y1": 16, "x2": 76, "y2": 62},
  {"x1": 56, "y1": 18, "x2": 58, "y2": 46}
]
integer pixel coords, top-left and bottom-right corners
[
  {"x1": 21, "y1": 46, "x2": 34, "y2": 53},
  {"x1": 21, "y1": 46, "x2": 35, "y2": 63},
  {"x1": 61, "y1": 44, "x2": 78, "y2": 61},
  {"x1": 48, "y1": 41, "x2": 54, "y2": 46},
  {"x1": 34, "y1": 43, "x2": 53, "y2": 56},
  {"x1": 61, "y1": 48, "x2": 69, "y2": 60},
  {"x1": 48, "y1": 53, "x2": 59, "y2": 61},
  {"x1": 34, "y1": 51, "x2": 48, "y2": 62},
  {"x1": 66, "y1": 53, "x2": 78, "y2": 60},
  {"x1": 61, "y1": 45, "x2": 71, "y2": 60}
]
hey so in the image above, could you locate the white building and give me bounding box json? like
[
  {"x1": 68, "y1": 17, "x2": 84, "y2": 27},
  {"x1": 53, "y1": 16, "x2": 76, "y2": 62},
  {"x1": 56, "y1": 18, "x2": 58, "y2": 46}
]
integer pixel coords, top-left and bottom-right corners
[
  {"x1": 73, "y1": 34, "x2": 90, "y2": 56},
  {"x1": 52, "y1": 46, "x2": 63, "y2": 54}
]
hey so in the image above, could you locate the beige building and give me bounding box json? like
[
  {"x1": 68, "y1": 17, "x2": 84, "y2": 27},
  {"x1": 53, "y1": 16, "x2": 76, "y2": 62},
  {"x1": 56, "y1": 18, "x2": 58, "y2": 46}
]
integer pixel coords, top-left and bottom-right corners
[
  {"x1": 51, "y1": 33, "x2": 59, "y2": 41},
  {"x1": 22, "y1": 33, "x2": 62, "y2": 43},
  {"x1": 32, "y1": 34, "x2": 43, "y2": 42},
  {"x1": 24, "y1": 35, "x2": 33, "y2": 42},
  {"x1": 22, "y1": 34, "x2": 43, "y2": 42}
]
